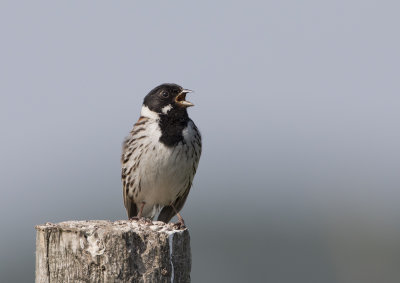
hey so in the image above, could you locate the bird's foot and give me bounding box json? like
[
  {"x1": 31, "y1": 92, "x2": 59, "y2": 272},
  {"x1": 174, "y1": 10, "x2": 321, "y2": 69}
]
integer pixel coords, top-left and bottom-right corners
[
  {"x1": 173, "y1": 220, "x2": 186, "y2": 230},
  {"x1": 129, "y1": 217, "x2": 152, "y2": 225},
  {"x1": 140, "y1": 217, "x2": 153, "y2": 224}
]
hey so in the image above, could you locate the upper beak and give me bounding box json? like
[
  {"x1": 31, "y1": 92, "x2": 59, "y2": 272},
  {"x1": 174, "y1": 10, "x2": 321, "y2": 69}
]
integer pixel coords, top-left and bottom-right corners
[{"x1": 175, "y1": 89, "x2": 194, "y2": 107}]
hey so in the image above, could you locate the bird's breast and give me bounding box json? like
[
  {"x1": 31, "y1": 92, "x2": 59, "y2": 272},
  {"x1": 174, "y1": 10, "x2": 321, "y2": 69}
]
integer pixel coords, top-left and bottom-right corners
[{"x1": 124, "y1": 119, "x2": 200, "y2": 207}]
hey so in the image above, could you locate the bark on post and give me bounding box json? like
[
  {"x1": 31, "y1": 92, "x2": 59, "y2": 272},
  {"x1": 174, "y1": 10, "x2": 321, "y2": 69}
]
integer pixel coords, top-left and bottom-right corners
[{"x1": 35, "y1": 220, "x2": 191, "y2": 283}]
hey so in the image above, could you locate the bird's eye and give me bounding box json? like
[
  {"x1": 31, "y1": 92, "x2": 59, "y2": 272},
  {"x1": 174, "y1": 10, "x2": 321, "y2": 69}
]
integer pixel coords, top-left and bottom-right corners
[{"x1": 161, "y1": 91, "x2": 169, "y2": 98}]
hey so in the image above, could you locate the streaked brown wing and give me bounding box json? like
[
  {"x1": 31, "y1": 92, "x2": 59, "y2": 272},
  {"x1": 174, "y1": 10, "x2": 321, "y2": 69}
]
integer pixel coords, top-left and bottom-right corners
[
  {"x1": 121, "y1": 116, "x2": 148, "y2": 218},
  {"x1": 123, "y1": 184, "x2": 138, "y2": 219}
]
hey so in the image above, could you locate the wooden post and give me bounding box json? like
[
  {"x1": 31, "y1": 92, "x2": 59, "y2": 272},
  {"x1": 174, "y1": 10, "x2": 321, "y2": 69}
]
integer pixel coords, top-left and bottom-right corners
[{"x1": 35, "y1": 220, "x2": 191, "y2": 283}]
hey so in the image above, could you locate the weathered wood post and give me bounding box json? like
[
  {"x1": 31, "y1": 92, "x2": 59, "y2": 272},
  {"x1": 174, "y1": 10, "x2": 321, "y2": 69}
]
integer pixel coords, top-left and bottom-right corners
[{"x1": 35, "y1": 220, "x2": 191, "y2": 283}]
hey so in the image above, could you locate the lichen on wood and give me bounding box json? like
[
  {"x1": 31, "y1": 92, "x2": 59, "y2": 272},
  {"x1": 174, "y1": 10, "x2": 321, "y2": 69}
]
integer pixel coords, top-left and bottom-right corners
[{"x1": 35, "y1": 220, "x2": 191, "y2": 283}]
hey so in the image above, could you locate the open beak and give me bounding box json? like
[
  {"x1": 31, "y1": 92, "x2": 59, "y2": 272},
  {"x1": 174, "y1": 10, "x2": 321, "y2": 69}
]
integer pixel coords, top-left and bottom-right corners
[{"x1": 175, "y1": 89, "x2": 194, "y2": 107}]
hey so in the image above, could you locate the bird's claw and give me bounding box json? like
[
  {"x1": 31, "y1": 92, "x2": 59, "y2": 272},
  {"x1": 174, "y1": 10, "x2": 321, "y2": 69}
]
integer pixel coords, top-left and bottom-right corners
[
  {"x1": 141, "y1": 217, "x2": 153, "y2": 224},
  {"x1": 129, "y1": 217, "x2": 152, "y2": 225},
  {"x1": 173, "y1": 221, "x2": 186, "y2": 230}
]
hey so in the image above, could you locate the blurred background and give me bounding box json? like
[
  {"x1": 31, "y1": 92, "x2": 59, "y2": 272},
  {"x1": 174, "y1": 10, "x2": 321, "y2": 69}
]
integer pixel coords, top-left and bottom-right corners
[{"x1": 1, "y1": 1, "x2": 400, "y2": 282}]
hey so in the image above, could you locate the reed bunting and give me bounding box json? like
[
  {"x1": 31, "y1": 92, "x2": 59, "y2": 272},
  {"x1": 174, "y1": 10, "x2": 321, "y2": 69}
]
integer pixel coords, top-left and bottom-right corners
[{"x1": 121, "y1": 83, "x2": 201, "y2": 227}]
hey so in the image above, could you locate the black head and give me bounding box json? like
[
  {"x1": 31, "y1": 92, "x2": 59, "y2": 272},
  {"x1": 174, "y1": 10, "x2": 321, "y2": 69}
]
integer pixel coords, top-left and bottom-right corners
[{"x1": 143, "y1": 83, "x2": 194, "y2": 115}]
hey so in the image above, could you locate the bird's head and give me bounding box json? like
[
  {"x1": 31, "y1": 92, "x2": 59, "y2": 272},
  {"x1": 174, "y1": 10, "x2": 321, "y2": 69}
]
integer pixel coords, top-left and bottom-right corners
[{"x1": 142, "y1": 83, "x2": 194, "y2": 116}]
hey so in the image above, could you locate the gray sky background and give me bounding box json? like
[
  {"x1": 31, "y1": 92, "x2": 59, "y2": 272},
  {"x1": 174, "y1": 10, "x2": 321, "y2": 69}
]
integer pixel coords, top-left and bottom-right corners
[{"x1": 1, "y1": 1, "x2": 400, "y2": 282}]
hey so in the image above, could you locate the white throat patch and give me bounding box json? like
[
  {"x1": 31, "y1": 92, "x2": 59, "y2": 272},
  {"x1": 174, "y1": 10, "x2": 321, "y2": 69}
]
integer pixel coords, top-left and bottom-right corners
[
  {"x1": 161, "y1": 104, "x2": 173, "y2": 114},
  {"x1": 141, "y1": 105, "x2": 159, "y2": 120}
]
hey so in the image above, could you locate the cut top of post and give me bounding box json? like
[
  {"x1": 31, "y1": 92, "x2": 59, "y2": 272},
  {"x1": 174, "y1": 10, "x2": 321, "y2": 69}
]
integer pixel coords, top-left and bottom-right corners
[
  {"x1": 35, "y1": 220, "x2": 191, "y2": 283},
  {"x1": 35, "y1": 219, "x2": 187, "y2": 236}
]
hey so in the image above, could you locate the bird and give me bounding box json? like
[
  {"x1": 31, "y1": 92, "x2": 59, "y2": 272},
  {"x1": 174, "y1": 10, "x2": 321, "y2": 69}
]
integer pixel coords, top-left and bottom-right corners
[{"x1": 121, "y1": 83, "x2": 202, "y2": 227}]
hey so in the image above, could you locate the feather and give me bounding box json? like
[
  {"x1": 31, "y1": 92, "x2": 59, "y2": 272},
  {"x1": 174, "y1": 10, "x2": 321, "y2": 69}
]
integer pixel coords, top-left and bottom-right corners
[{"x1": 121, "y1": 98, "x2": 202, "y2": 223}]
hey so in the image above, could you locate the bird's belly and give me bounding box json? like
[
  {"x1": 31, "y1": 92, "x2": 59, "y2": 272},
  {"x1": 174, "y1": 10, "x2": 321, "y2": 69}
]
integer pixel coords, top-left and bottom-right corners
[{"x1": 136, "y1": 142, "x2": 194, "y2": 208}]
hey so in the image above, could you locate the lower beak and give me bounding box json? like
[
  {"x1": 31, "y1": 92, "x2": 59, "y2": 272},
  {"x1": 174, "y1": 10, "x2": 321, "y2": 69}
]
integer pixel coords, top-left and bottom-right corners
[{"x1": 175, "y1": 89, "x2": 194, "y2": 107}]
